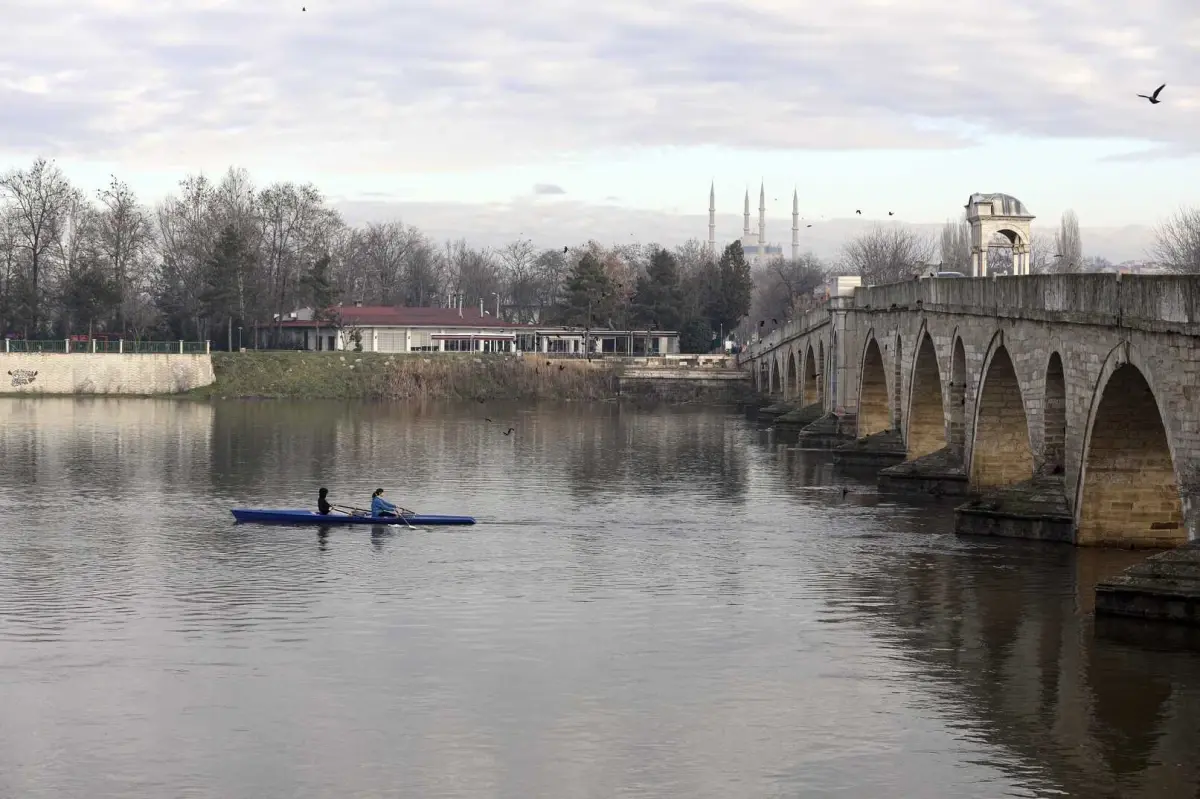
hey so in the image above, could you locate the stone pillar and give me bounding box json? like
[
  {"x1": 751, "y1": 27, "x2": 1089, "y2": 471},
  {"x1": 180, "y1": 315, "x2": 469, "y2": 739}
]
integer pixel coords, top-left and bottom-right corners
[{"x1": 971, "y1": 247, "x2": 988, "y2": 277}]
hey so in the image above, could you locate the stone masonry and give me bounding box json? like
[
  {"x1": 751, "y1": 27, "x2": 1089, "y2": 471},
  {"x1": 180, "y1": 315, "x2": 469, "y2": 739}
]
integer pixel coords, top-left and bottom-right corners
[{"x1": 741, "y1": 274, "x2": 1200, "y2": 549}]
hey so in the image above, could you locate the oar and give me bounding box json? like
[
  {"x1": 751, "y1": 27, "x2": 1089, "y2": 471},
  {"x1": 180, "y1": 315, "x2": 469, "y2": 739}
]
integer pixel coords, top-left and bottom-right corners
[{"x1": 391, "y1": 506, "x2": 415, "y2": 529}]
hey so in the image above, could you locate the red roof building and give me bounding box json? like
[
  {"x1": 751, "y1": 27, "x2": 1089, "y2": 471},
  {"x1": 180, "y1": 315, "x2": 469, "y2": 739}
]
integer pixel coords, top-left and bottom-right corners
[{"x1": 255, "y1": 303, "x2": 679, "y2": 356}]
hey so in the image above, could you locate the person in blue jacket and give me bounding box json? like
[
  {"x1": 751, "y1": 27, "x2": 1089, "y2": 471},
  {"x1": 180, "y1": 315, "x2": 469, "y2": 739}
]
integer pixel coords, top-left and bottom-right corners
[{"x1": 371, "y1": 488, "x2": 402, "y2": 518}]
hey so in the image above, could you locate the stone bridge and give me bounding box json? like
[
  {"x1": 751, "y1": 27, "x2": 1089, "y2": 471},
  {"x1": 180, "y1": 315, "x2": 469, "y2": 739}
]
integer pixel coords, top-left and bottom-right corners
[{"x1": 739, "y1": 274, "x2": 1200, "y2": 555}]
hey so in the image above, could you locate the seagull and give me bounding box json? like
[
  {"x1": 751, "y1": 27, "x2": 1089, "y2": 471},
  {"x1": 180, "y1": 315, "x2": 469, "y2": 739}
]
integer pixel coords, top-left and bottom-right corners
[
  {"x1": 1054, "y1": 254, "x2": 1063, "y2": 258},
  {"x1": 888, "y1": 211, "x2": 894, "y2": 216},
  {"x1": 1137, "y1": 83, "x2": 1165, "y2": 104},
  {"x1": 855, "y1": 210, "x2": 862, "y2": 215},
  {"x1": 504, "y1": 427, "x2": 515, "y2": 435},
  {"x1": 806, "y1": 224, "x2": 812, "y2": 228}
]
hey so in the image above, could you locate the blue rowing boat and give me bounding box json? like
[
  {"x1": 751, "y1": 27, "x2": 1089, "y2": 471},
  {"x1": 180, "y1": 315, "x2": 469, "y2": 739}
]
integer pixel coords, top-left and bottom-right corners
[{"x1": 231, "y1": 509, "x2": 476, "y2": 526}]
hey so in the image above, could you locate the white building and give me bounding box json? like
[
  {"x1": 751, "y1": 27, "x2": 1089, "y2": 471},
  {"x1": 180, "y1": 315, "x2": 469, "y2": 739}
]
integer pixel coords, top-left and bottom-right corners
[
  {"x1": 257, "y1": 304, "x2": 680, "y2": 356},
  {"x1": 707, "y1": 182, "x2": 794, "y2": 265}
]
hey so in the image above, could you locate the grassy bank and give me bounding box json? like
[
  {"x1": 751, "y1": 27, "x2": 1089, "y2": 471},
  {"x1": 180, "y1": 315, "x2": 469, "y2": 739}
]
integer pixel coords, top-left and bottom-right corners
[{"x1": 191, "y1": 351, "x2": 623, "y2": 400}]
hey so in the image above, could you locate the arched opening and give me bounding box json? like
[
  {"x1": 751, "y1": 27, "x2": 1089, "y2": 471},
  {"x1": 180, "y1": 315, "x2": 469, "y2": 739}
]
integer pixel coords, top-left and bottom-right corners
[
  {"x1": 970, "y1": 345, "x2": 1033, "y2": 488},
  {"x1": 1042, "y1": 353, "x2": 1066, "y2": 475},
  {"x1": 906, "y1": 333, "x2": 945, "y2": 458},
  {"x1": 949, "y1": 337, "x2": 967, "y2": 455},
  {"x1": 758, "y1": 360, "x2": 769, "y2": 392},
  {"x1": 817, "y1": 340, "x2": 825, "y2": 405},
  {"x1": 770, "y1": 358, "x2": 782, "y2": 394},
  {"x1": 986, "y1": 230, "x2": 1017, "y2": 276},
  {"x1": 858, "y1": 338, "x2": 889, "y2": 437},
  {"x1": 892, "y1": 334, "x2": 903, "y2": 430},
  {"x1": 785, "y1": 351, "x2": 797, "y2": 400},
  {"x1": 802, "y1": 344, "x2": 817, "y2": 406},
  {"x1": 1078, "y1": 364, "x2": 1184, "y2": 547}
]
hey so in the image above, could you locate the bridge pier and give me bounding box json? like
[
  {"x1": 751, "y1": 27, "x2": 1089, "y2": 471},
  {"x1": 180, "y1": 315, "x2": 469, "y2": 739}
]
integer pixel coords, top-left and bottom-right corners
[
  {"x1": 953, "y1": 476, "x2": 1075, "y2": 542},
  {"x1": 876, "y1": 447, "x2": 970, "y2": 497},
  {"x1": 832, "y1": 429, "x2": 906, "y2": 468}
]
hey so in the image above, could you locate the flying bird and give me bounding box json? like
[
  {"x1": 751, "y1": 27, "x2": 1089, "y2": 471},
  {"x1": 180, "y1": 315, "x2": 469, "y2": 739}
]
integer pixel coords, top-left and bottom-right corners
[
  {"x1": 504, "y1": 428, "x2": 515, "y2": 435},
  {"x1": 806, "y1": 224, "x2": 812, "y2": 228},
  {"x1": 888, "y1": 211, "x2": 894, "y2": 216},
  {"x1": 485, "y1": 417, "x2": 493, "y2": 422},
  {"x1": 1053, "y1": 254, "x2": 1063, "y2": 258},
  {"x1": 1137, "y1": 83, "x2": 1165, "y2": 104},
  {"x1": 562, "y1": 246, "x2": 568, "y2": 253},
  {"x1": 772, "y1": 318, "x2": 778, "y2": 325},
  {"x1": 855, "y1": 210, "x2": 862, "y2": 215}
]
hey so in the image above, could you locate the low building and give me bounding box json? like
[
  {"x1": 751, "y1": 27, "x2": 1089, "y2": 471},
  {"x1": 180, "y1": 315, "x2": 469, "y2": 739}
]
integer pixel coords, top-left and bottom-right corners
[{"x1": 256, "y1": 304, "x2": 680, "y2": 355}]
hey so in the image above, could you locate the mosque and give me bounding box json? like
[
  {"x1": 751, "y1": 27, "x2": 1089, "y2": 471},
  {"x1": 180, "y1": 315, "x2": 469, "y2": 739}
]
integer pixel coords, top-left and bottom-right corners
[{"x1": 707, "y1": 182, "x2": 795, "y2": 265}]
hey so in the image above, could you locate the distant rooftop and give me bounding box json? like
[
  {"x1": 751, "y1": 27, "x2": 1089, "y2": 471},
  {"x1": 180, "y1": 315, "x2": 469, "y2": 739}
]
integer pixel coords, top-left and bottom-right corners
[{"x1": 966, "y1": 192, "x2": 1033, "y2": 217}]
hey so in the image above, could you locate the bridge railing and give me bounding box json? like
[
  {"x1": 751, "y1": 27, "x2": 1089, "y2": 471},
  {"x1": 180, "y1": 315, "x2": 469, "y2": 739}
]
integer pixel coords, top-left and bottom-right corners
[
  {"x1": 739, "y1": 304, "x2": 831, "y2": 363},
  {"x1": 852, "y1": 274, "x2": 1200, "y2": 329}
]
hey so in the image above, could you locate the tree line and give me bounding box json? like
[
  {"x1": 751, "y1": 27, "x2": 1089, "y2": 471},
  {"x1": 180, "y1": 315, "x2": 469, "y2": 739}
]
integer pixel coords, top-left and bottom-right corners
[{"x1": 3, "y1": 157, "x2": 1193, "y2": 350}]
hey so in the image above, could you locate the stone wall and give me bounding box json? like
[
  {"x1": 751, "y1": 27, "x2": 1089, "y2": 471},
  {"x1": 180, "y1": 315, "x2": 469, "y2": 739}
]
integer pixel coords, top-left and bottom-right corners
[{"x1": 0, "y1": 354, "x2": 215, "y2": 395}]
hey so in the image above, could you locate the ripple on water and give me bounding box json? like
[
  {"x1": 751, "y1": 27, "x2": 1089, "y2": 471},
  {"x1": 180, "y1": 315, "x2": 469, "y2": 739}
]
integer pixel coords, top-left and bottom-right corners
[{"x1": 0, "y1": 400, "x2": 1196, "y2": 798}]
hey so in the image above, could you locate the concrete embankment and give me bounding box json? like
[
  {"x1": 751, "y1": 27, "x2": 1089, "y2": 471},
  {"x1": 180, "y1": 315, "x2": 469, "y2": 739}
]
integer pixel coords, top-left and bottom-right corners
[{"x1": 1, "y1": 353, "x2": 214, "y2": 395}]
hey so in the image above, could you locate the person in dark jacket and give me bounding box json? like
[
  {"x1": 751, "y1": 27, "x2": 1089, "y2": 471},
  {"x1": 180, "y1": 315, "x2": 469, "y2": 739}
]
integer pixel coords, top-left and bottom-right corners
[{"x1": 318, "y1": 487, "x2": 332, "y2": 515}]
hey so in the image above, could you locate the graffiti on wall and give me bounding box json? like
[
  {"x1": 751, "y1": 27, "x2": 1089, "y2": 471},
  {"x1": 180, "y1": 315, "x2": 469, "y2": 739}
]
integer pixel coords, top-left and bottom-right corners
[{"x1": 8, "y1": 369, "x2": 37, "y2": 386}]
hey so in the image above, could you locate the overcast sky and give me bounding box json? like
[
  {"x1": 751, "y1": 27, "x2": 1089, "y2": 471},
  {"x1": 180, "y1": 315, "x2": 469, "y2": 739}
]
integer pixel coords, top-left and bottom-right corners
[{"x1": 2, "y1": 0, "x2": 1197, "y2": 261}]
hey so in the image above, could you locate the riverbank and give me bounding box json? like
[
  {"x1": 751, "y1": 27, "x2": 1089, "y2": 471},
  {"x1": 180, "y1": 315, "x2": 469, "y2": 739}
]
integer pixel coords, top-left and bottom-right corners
[{"x1": 191, "y1": 351, "x2": 623, "y2": 401}]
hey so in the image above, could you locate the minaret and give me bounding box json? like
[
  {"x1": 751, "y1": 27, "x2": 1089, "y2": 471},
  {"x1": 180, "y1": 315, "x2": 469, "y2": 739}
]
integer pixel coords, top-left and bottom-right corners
[
  {"x1": 791, "y1": 187, "x2": 799, "y2": 261},
  {"x1": 758, "y1": 182, "x2": 766, "y2": 251},
  {"x1": 708, "y1": 182, "x2": 716, "y2": 256},
  {"x1": 743, "y1": 188, "x2": 750, "y2": 240}
]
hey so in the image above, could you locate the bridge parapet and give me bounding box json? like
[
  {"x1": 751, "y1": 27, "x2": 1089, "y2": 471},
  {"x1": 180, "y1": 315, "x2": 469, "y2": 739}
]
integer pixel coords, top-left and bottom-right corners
[{"x1": 853, "y1": 274, "x2": 1200, "y2": 333}]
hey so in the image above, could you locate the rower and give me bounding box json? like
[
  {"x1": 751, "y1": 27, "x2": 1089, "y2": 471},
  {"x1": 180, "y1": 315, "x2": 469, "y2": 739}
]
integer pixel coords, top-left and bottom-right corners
[
  {"x1": 318, "y1": 487, "x2": 332, "y2": 515},
  {"x1": 371, "y1": 488, "x2": 400, "y2": 518}
]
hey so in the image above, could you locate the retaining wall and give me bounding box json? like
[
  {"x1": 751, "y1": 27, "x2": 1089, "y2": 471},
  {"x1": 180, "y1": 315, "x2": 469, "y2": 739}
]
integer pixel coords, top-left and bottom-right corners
[{"x1": 0, "y1": 354, "x2": 215, "y2": 395}]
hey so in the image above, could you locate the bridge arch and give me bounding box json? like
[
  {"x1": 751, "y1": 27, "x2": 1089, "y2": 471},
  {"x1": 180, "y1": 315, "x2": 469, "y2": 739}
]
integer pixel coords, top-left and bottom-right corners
[
  {"x1": 968, "y1": 330, "x2": 1033, "y2": 488},
  {"x1": 892, "y1": 333, "x2": 904, "y2": 430},
  {"x1": 905, "y1": 325, "x2": 946, "y2": 458},
  {"x1": 857, "y1": 330, "x2": 890, "y2": 437},
  {"x1": 1043, "y1": 352, "x2": 1066, "y2": 475},
  {"x1": 818, "y1": 339, "x2": 826, "y2": 406},
  {"x1": 770, "y1": 354, "x2": 783, "y2": 394},
  {"x1": 786, "y1": 349, "x2": 798, "y2": 399},
  {"x1": 1075, "y1": 342, "x2": 1185, "y2": 547},
  {"x1": 802, "y1": 343, "x2": 818, "y2": 406},
  {"x1": 949, "y1": 334, "x2": 968, "y2": 455}
]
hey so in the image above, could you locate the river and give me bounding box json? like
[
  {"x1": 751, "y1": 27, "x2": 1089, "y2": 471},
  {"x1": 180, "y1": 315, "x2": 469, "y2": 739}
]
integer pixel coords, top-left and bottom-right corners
[{"x1": 1, "y1": 397, "x2": 1198, "y2": 798}]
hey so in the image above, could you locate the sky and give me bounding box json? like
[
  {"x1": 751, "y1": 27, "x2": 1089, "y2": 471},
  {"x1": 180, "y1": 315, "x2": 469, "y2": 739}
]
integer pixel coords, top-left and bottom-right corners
[{"x1": 2, "y1": 0, "x2": 1199, "y2": 261}]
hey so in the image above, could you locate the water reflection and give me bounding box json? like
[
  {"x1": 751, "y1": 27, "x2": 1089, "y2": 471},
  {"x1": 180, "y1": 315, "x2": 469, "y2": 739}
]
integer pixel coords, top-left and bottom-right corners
[{"x1": 0, "y1": 398, "x2": 1198, "y2": 798}]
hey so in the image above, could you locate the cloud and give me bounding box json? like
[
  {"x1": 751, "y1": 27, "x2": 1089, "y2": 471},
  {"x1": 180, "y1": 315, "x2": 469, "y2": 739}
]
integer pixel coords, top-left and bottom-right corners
[
  {"x1": 533, "y1": 183, "x2": 565, "y2": 195},
  {"x1": 331, "y1": 197, "x2": 1157, "y2": 263},
  {"x1": 2, "y1": 0, "x2": 1199, "y2": 171}
]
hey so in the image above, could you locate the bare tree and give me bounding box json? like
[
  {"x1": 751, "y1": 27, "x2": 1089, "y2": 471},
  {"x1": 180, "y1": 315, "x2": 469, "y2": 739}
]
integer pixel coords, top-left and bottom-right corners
[
  {"x1": 1028, "y1": 232, "x2": 1053, "y2": 274},
  {"x1": 841, "y1": 225, "x2": 935, "y2": 285},
  {"x1": 155, "y1": 173, "x2": 219, "y2": 338},
  {"x1": 939, "y1": 217, "x2": 971, "y2": 273},
  {"x1": 0, "y1": 158, "x2": 79, "y2": 333},
  {"x1": 1053, "y1": 210, "x2": 1083, "y2": 272},
  {"x1": 751, "y1": 254, "x2": 828, "y2": 332},
  {"x1": 1150, "y1": 206, "x2": 1200, "y2": 274},
  {"x1": 96, "y1": 176, "x2": 155, "y2": 332}
]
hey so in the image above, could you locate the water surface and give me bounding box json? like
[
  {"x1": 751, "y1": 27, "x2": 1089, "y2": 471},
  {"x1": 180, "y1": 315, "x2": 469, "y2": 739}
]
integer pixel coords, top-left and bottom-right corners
[{"x1": 1, "y1": 398, "x2": 1198, "y2": 798}]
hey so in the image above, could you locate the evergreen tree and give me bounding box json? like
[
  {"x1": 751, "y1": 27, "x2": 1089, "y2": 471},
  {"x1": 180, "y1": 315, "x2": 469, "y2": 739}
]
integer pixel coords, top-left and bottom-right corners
[
  {"x1": 300, "y1": 254, "x2": 340, "y2": 324},
  {"x1": 709, "y1": 242, "x2": 752, "y2": 334},
  {"x1": 199, "y1": 225, "x2": 249, "y2": 350},
  {"x1": 556, "y1": 252, "x2": 616, "y2": 327},
  {"x1": 631, "y1": 247, "x2": 683, "y2": 330}
]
